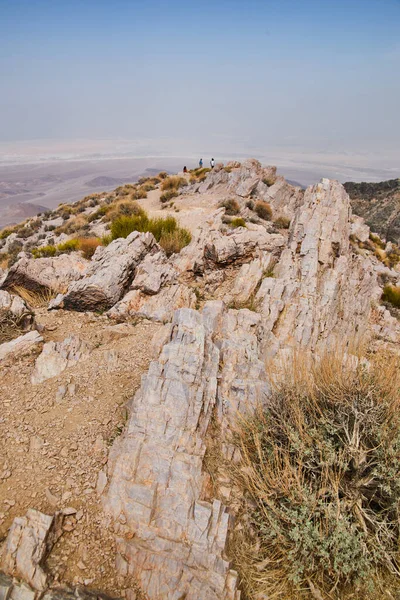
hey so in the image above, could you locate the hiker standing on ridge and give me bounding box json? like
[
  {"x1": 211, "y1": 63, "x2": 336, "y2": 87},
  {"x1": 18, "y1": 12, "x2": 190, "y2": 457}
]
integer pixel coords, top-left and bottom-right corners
[
  {"x1": 210, "y1": 157, "x2": 215, "y2": 169},
  {"x1": 199, "y1": 158, "x2": 203, "y2": 168}
]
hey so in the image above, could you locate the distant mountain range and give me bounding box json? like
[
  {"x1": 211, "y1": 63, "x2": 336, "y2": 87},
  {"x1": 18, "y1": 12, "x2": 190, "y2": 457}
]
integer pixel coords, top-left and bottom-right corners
[
  {"x1": 0, "y1": 202, "x2": 49, "y2": 227},
  {"x1": 345, "y1": 178, "x2": 400, "y2": 244}
]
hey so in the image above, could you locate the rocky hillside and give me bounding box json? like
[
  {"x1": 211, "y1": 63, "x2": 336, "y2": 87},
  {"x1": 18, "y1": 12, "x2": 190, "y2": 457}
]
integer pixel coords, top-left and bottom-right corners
[
  {"x1": 1, "y1": 160, "x2": 400, "y2": 600},
  {"x1": 345, "y1": 178, "x2": 400, "y2": 243}
]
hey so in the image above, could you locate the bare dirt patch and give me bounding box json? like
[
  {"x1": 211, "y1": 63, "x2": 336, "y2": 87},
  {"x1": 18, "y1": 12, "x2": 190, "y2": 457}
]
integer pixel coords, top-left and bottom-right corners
[{"x1": 0, "y1": 309, "x2": 160, "y2": 594}]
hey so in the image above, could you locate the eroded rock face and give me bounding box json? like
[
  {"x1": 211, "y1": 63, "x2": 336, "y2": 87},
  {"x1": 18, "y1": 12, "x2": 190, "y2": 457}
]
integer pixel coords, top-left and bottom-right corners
[
  {"x1": 52, "y1": 232, "x2": 157, "y2": 312},
  {"x1": 130, "y1": 251, "x2": 177, "y2": 295},
  {"x1": 108, "y1": 284, "x2": 196, "y2": 323},
  {"x1": 257, "y1": 175, "x2": 304, "y2": 217},
  {"x1": 1, "y1": 255, "x2": 88, "y2": 294},
  {"x1": 31, "y1": 335, "x2": 90, "y2": 384},
  {"x1": 256, "y1": 179, "x2": 377, "y2": 358},
  {"x1": 103, "y1": 306, "x2": 240, "y2": 600},
  {"x1": 204, "y1": 226, "x2": 284, "y2": 266},
  {"x1": 227, "y1": 251, "x2": 274, "y2": 305}
]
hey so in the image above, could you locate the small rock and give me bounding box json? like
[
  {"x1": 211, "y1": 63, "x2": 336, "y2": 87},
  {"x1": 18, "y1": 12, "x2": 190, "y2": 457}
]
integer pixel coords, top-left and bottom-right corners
[
  {"x1": 45, "y1": 488, "x2": 59, "y2": 507},
  {"x1": 55, "y1": 385, "x2": 67, "y2": 402}
]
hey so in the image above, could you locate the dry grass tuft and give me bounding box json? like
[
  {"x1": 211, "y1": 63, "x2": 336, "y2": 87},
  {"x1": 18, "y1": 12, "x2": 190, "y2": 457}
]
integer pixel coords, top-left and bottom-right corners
[
  {"x1": 274, "y1": 215, "x2": 291, "y2": 229},
  {"x1": 11, "y1": 285, "x2": 58, "y2": 308},
  {"x1": 160, "y1": 190, "x2": 179, "y2": 204},
  {"x1": 219, "y1": 198, "x2": 240, "y2": 215},
  {"x1": 255, "y1": 201, "x2": 272, "y2": 221},
  {"x1": 160, "y1": 176, "x2": 188, "y2": 192},
  {"x1": 78, "y1": 237, "x2": 102, "y2": 259},
  {"x1": 231, "y1": 351, "x2": 400, "y2": 599},
  {"x1": 159, "y1": 228, "x2": 192, "y2": 256},
  {"x1": 0, "y1": 309, "x2": 34, "y2": 344}
]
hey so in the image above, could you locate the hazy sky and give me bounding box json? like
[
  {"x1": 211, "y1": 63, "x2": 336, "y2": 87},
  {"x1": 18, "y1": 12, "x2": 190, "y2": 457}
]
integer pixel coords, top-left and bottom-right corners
[{"x1": 0, "y1": 0, "x2": 399, "y2": 157}]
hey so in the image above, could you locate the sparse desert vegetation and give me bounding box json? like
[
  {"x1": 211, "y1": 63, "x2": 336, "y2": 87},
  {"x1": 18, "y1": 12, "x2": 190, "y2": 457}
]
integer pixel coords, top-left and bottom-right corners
[
  {"x1": 219, "y1": 198, "x2": 240, "y2": 215},
  {"x1": 254, "y1": 200, "x2": 272, "y2": 220},
  {"x1": 232, "y1": 352, "x2": 400, "y2": 599}
]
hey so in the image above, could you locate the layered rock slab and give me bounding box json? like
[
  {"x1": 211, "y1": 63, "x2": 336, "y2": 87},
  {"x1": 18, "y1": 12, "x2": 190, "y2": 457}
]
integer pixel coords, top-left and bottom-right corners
[
  {"x1": 1, "y1": 509, "x2": 53, "y2": 591},
  {"x1": 51, "y1": 232, "x2": 157, "y2": 312},
  {"x1": 256, "y1": 178, "x2": 377, "y2": 358},
  {"x1": 103, "y1": 306, "x2": 240, "y2": 600},
  {"x1": 1, "y1": 255, "x2": 88, "y2": 294}
]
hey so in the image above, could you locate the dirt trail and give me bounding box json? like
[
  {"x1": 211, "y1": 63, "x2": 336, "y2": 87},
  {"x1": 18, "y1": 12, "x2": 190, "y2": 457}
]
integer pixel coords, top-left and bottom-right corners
[
  {"x1": 138, "y1": 181, "x2": 227, "y2": 235},
  {"x1": 0, "y1": 309, "x2": 160, "y2": 594}
]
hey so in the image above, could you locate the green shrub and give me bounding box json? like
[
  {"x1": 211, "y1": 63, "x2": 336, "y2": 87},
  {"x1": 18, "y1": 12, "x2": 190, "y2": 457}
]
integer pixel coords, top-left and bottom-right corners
[
  {"x1": 160, "y1": 190, "x2": 179, "y2": 203},
  {"x1": 232, "y1": 353, "x2": 400, "y2": 599},
  {"x1": 274, "y1": 215, "x2": 291, "y2": 229},
  {"x1": 370, "y1": 233, "x2": 386, "y2": 249},
  {"x1": 32, "y1": 245, "x2": 57, "y2": 258},
  {"x1": 0, "y1": 228, "x2": 15, "y2": 240},
  {"x1": 110, "y1": 211, "x2": 190, "y2": 254},
  {"x1": 104, "y1": 201, "x2": 144, "y2": 222},
  {"x1": 262, "y1": 176, "x2": 276, "y2": 186},
  {"x1": 88, "y1": 205, "x2": 109, "y2": 222},
  {"x1": 382, "y1": 284, "x2": 400, "y2": 307},
  {"x1": 110, "y1": 215, "x2": 149, "y2": 240},
  {"x1": 219, "y1": 198, "x2": 240, "y2": 215},
  {"x1": 157, "y1": 171, "x2": 168, "y2": 179},
  {"x1": 101, "y1": 234, "x2": 112, "y2": 246},
  {"x1": 159, "y1": 228, "x2": 192, "y2": 256},
  {"x1": 230, "y1": 217, "x2": 246, "y2": 228},
  {"x1": 110, "y1": 213, "x2": 177, "y2": 241},
  {"x1": 57, "y1": 239, "x2": 79, "y2": 253},
  {"x1": 255, "y1": 200, "x2": 272, "y2": 220}
]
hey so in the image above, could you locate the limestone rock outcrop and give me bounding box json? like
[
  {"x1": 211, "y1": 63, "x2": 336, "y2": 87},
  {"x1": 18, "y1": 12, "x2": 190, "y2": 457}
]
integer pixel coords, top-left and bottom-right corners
[
  {"x1": 108, "y1": 283, "x2": 196, "y2": 323},
  {"x1": 204, "y1": 227, "x2": 284, "y2": 267},
  {"x1": 130, "y1": 251, "x2": 177, "y2": 295},
  {"x1": 0, "y1": 330, "x2": 43, "y2": 362},
  {"x1": 256, "y1": 178, "x2": 377, "y2": 359},
  {"x1": 31, "y1": 335, "x2": 90, "y2": 384},
  {"x1": 51, "y1": 232, "x2": 157, "y2": 312},
  {"x1": 103, "y1": 306, "x2": 240, "y2": 600},
  {"x1": 1, "y1": 255, "x2": 88, "y2": 294},
  {"x1": 1, "y1": 509, "x2": 53, "y2": 591},
  {"x1": 0, "y1": 509, "x2": 117, "y2": 600}
]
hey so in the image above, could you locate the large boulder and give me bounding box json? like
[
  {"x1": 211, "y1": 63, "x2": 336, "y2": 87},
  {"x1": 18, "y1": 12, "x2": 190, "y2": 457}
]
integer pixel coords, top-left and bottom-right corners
[
  {"x1": 51, "y1": 232, "x2": 157, "y2": 312},
  {"x1": 1, "y1": 254, "x2": 88, "y2": 294}
]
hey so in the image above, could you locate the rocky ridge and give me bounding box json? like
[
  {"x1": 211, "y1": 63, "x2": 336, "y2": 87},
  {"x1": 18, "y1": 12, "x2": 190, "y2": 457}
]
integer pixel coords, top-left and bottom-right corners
[{"x1": 0, "y1": 160, "x2": 400, "y2": 600}]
